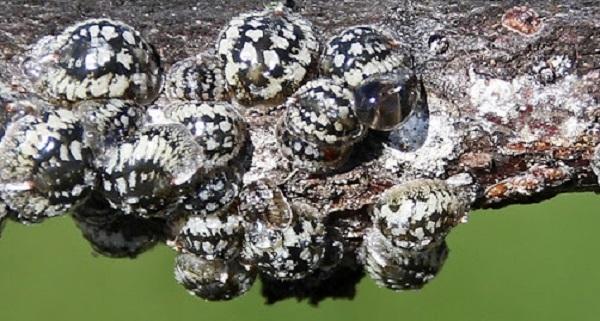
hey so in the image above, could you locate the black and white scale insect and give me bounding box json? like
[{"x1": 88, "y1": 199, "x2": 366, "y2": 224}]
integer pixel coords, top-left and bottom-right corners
[
  {"x1": 72, "y1": 192, "x2": 165, "y2": 258},
  {"x1": 371, "y1": 179, "x2": 469, "y2": 252},
  {"x1": 361, "y1": 227, "x2": 448, "y2": 291},
  {"x1": 171, "y1": 204, "x2": 245, "y2": 261},
  {"x1": 0, "y1": 109, "x2": 93, "y2": 223},
  {"x1": 22, "y1": 19, "x2": 163, "y2": 105},
  {"x1": 320, "y1": 26, "x2": 407, "y2": 88},
  {"x1": 164, "y1": 54, "x2": 227, "y2": 102},
  {"x1": 161, "y1": 101, "x2": 249, "y2": 172},
  {"x1": 278, "y1": 79, "x2": 366, "y2": 173},
  {"x1": 0, "y1": 204, "x2": 7, "y2": 237},
  {"x1": 239, "y1": 179, "x2": 327, "y2": 281},
  {"x1": 217, "y1": 2, "x2": 320, "y2": 105},
  {"x1": 174, "y1": 252, "x2": 257, "y2": 301},
  {"x1": 76, "y1": 99, "x2": 146, "y2": 160},
  {"x1": 99, "y1": 123, "x2": 204, "y2": 217},
  {"x1": 159, "y1": 101, "x2": 250, "y2": 216}
]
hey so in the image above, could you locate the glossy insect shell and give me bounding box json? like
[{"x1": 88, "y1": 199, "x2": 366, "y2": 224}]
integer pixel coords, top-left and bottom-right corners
[
  {"x1": 216, "y1": 4, "x2": 319, "y2": 104},
  {"x1": 174, "y1": 207, "x2": 244, "y2": 260},
  {"x1": 277, "y1": 121, "x2": 354, "y2": 174},
  {"x1": 0, "y1": 204, "x2": 7, "y2": 237},
  {"x1": 239, "y1": 179, "x2": 327, "y2": 281},
  {"x1": 354, "y1": 69, "x2": 420, "y2": 131},
  {"x1": 0, "y1": 109, "x2": 92, "y2": 223},
  {"x1": 23, "y1": 19, "x2": 162, "y2": 105},
  {"x1": 182, "y1": 169, "x2": 243, "y2": 216},
  {"x1": 320, "y1": 26, "x2": 405, "y2": 87},
  {"x1": 283, "y1": 79, "x2": 365, "y2": 146},
  {"x1": 362, "y1": 228, "x2": 448, "y2": 291},
  {"x1": 76, "y1": 99, "x2": 146, "y2": 158},
  {"x1": 372, "y1": 179, "x2": 467, "y2": 252},
  {"x1": 164, "y1": 55, "x2": 227, "y2": 102},
  {"x1": 174, "y1": 253, "x2": 257, "y2": 301},
  {"x1": 100, "y1": 124, "x2": 203, "y2": 217},
  {"x1": 162, "y1": 101, "x2": 248, "y2": 171},
  {"x1": 72, "y1": 193, "x2": 165, "y2": 258}
]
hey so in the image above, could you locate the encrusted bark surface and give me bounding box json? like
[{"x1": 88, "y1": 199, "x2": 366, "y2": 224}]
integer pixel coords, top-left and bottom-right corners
[{"x1": 1, "y1": 0, "x2": 599, "y2": 304}]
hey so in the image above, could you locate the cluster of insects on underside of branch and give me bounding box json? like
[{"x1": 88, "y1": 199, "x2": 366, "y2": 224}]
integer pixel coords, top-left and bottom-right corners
[{"x1": 0, "y1": 1, "x2": 478, "y2": 302}]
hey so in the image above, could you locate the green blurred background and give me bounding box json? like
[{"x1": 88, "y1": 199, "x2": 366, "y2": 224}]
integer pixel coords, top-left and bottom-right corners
[{"x1": 1, "y1": 193, "x2": 599, "y2": 321}]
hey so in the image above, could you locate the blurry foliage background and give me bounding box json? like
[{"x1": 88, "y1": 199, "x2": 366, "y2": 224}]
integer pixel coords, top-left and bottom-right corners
[{"x1": 1, "y1": 193, "x2": 599, "y2": 321}]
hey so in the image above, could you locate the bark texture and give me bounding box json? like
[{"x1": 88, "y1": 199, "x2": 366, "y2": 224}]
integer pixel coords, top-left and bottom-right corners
[{"x1": 1, "y1": 0, "x2": 599, "y2": 304}]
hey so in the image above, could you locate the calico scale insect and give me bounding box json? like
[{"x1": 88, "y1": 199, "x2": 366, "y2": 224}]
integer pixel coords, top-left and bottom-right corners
[
  {"x1": 172, "y1": 204, "x2": 245, "y2": 261},
  {"x1": 320, "y1": 26, "x2": 406, "y2": 88},
  {"x1": 239, "y1": 179, "x2": 327, "y2": 281},
  {"x1": 278, "y1": 79, "x2": 366, "y2": 173},
  {"x1": 164, "y1": 54, "x2": 227, "y2": 102},
  {"x1": 76, "y1": 99, "x2": 146, "y2": 160},
  {"x1": 174, "y1": 253, "x2": 257, "y2": 301},
  {"x1": 0, "y1": 109, "x2": 93, "y2": 223},
  {"x1": 161, "y1": 101, "x2": 250, "y2": 216},
  {"x1": 371, "y1": 179, "x2": 469, "y2": 252},
  {"x1": 22, "y1": 18, "x2": 163, "y2": 105},
  {"x1": 362, "y1": 227, "x2": 448, "y2": 291},
  {"x1": 72, "y1": 192, "x2": 165, "y2": 258},
  {"x1": 99, "y1": 123, "x2": 203, "y2": 217},
  {"x1": 217, "y1": 2, "x2": 320, "y2": 105}
]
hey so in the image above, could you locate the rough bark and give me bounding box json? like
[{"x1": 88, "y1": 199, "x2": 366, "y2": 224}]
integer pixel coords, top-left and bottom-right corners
[{"x1": 1, "y1": 0, "x2": 599, "y2": 304}]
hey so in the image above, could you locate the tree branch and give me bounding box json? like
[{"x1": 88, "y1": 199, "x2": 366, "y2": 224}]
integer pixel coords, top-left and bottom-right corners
[{"x1": 1, "y1": 0, "x2": 599, "y2": 304}]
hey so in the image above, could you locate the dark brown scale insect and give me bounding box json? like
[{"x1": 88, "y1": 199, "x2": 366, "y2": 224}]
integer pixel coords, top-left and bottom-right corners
[
  {"x1": 320, "y1": 26, "x2": 405, "y2": 88},
  {"x1": 217, "y1": 2, "x2": 319, "y2": 105},
  {"x1": 239, "y1": 179, "x2": 327, "y2": 281},
  {"x1": 99, "y1": 124, "x2": 203, "y2": 217},
  {"x1": 0, "y1": 109, "x2": 92, "y2": 223},
  {"x1": 174, "y1": 253, "x2": 256, "y2": 301},
  {"x1": 164, "y1": 54, "x2": 227, "y2": 102},
  {"x1": 23, "y1": 18, "x2": 163, "y2": 105},
  {"x1": 72, "y1": 192, "x2": 165, "y2": 258},
  {"x1": 362, "y1": 228, "x2": 448, "y2": 291}
]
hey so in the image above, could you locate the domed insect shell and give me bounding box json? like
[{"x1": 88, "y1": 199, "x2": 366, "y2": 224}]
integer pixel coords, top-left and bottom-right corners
[
  {"x1": 22, "y1": 18, "x2": 163, "y2": 105},
  {"x1": 72, "y1": 192, "x2": 165, "y2": 258},
  {"x1": 216, "y1": 2, "x2": 320, "y2": 105},
  {"x1": 171, "y1": 202, "x2": 245, "y2": 260},
  {"x1": 320, "y1": 25, "x2": 407, "y2": 88},
  {"x1": 354, "y1": 68, "x2": 421, "y2": 131},
  {"x1": 164, "y1": 53, "x2": 227, "y2": 102},
  {"x1": 160, "y1": 101, "x2": 250, "y2": 215},
  {"x1": 161, "y1": 100, "x2": 249, "y2": 173},
  {"x1": 592, "y1": 144, "x2": 600, "y2": 185},
  {"x1": 239, "y1": 179, "x2": 327, "y2": 281},
  {"x1": 0, "y1": 109, "x2": 93, "y2": 223},
  {"x1": 75, "y1": 99, "x2": 146, "y2": 164},
  {"x1": 371, "y1": 179, "x2": 469, "y2": 252},
  {"x1": 174, "y1": 252, "x2": 257, "y2": 301},
  {"x1": 361, "y1": 227, "x2": 448, "y2": 291},
  {"x1": 278, "y1": 79, "x2": 366, "y2": 173},
  {"x1": 0, "y1": 203, "x2": 7, "y2": 238},
  {"x1": 1, "y1": 95, "x2": 54, "y2": 141},
  {"x1": 99, "y1": 123, "x2": 204, "y2": 217}
]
